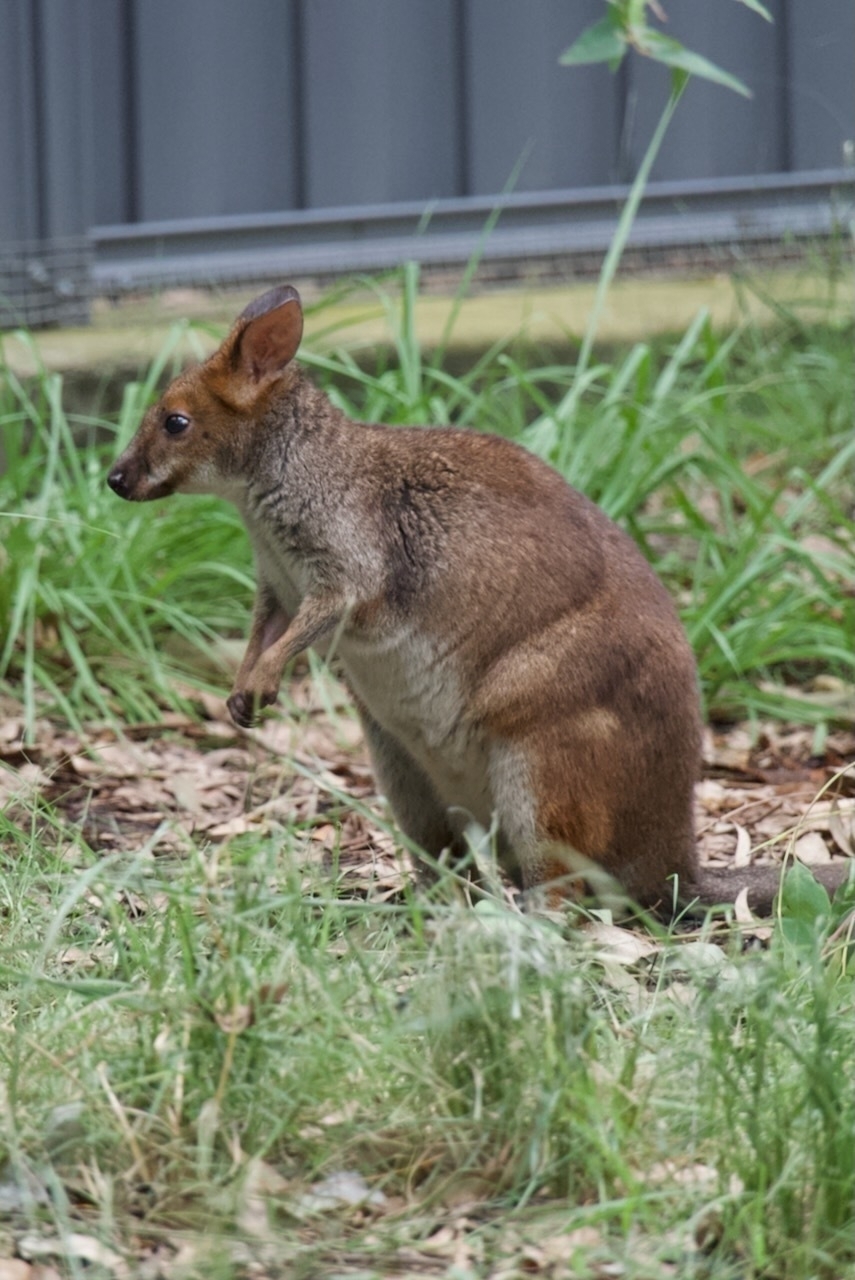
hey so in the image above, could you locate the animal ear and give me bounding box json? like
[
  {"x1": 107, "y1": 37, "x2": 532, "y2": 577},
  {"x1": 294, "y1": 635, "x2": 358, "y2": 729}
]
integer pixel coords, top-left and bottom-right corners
[{"x1": 231, "y1": 285, "x2": 304, "y2": 384}]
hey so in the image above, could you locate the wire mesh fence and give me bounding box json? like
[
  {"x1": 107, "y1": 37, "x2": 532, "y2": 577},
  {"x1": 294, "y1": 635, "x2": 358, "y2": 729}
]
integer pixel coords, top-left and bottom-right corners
[
  {"x1": 2, "y1": 173, "x2": 851, "y2": 331},
  {"x1": 0, "y1": 240, "x2": 91, "y2": 330}
]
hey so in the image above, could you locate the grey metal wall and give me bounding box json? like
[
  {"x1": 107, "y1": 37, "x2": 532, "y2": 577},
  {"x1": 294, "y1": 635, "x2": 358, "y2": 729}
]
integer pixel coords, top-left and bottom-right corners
[{"x1": 2, "y1": 0, "x2": 852, "y2": 248}]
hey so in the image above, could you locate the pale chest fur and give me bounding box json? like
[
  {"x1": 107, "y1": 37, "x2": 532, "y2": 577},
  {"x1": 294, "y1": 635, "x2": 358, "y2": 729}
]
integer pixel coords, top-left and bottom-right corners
[
  {"x1": 244, "y1": 498, "x2": 493, "y2": 826},
  {"x1": 339, "y1": 625, "x2": 493, "y2": 827}
]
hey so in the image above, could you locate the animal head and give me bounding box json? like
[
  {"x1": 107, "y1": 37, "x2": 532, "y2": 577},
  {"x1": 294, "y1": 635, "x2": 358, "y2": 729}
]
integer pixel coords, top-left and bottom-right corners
[{"x1": 108, "y1": 284, "x2": 304, "y2": 502}]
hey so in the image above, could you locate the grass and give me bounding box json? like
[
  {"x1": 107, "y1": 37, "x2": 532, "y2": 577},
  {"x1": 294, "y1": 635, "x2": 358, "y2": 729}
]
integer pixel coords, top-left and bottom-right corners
[
  {"x1": 1, "y1": 261, "x2": 854, "y2": 1274},
  {"x1": 0, "y1": 799, "x2": 854, "y2": 1275},
  {"x1": 0, "y1": 327, "x2": 254, "y2": 732},
  {"x1": 3, "y1": 262, "x2": 854, "y2": 735}
]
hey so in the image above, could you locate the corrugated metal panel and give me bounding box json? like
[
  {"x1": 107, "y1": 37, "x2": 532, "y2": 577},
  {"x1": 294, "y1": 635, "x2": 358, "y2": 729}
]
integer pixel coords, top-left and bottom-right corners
[
  {"x1": 132, "y1": 0, "x2": 301, "y2": 220},
  {"x1": 303, "y1": 0, "x2": 463, "y2": 206},
  {"x1": 786, "y1": 0, "x2": 855, "y2": 170},
  {"x1": 0, "y1": 0, "x2": 40, "y2": 242},
  {"x1": 464, "y1": 0, "x2": 620, "y2": 192},
  {"x1": 89, "y1": 0, "x2": 137, "y2": 227},
  {"x1": 0, "y1": 0, "x2": 852, "y2": 324},
  {"x1": 37, "y1": 0, "x2": 97, "y2": 239}
]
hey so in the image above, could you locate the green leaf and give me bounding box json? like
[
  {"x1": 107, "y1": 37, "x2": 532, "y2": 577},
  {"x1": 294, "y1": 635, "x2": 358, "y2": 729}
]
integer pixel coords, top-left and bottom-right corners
[
  {"x1": 778, "y1": 915, "x2": 820, "y2": 955},
  {"x1": 732, "y1": 0, "x2": 773, "y2": 20},
  {"x1": 638, "y1": 31, "x2": 752, "y2": 97},
  {"x1": 670, "y1": 66, "x2": 690, "y2": 97},
  {"x1": 776, "y1": 863, "x2": 833, "y2": 957},
  {"x1": 830, "y1": 865, "x2": 855, "y2": 928},
  {"x1": 779, "y1": 861, "x2": 832, "y2": 923},
  {"x1": 560, "y1": 14, "x2": 626, "y2": 69}
]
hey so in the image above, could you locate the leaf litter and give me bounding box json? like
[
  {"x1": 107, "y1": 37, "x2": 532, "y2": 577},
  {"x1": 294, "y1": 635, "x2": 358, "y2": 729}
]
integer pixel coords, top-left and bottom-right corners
[
  {"x1": 2, "y1": 674, "x2": 853, "y2": 901},
  {"x1": 0, "y1": 674, "x2": 405, "y2": 903}
]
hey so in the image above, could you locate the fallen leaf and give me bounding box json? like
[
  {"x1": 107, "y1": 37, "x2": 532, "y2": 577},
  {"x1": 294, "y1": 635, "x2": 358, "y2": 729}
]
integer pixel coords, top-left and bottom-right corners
[
  {"x1": 646, "y1": 1160, "x2": 719, "y2": 1190},
  {"x1": 584, "y1": 921, "x2": 658, "y2": 965},
  {"x1": 661, "y1": 942, "x2": 734, "y2": 983},
  {"x1": 317, "y1": 1100, "x2": 361, "y2": 1127},
  {"x1": 56, "y1": 947, "x2": 99, "y2": 969},
  {"x1": 168, "y1": 772, "x2": 204, "y2": 812},
  {"x1": 794, "y1": 830, "x2": 831, "y2": 865},
  {"x1": 829, "y1": 805, "x2": 855, "y2": 856},
  {"x1": 70, "y1": 743, "x2": 141, "y2": 779},
  {"x1": 309, "y1": 823, "x2": 338, "y2": 846},
  {"x1": 17, "y1": 1235, "x2": 127, "y2": 1279},
  {"x1": 0, "y1": 1169, "x2": 50, "y2": 1213},
  {"x1": 732, "y1": 823, "x2": 752, "y2": 868},
  {"x1": 214, "y1": 1003, "x2": 254, "y2": 1035},
  {"x1": 236, "y1": 1157, "x2": 289, "y2": 1240},
  {"x1": 291, "y1": 1170, "x2": 387, "y2": 1217},
  {"x1": 0, "y1": 1259, "x2": 32, "y2": 1280},
  {"x1": 733, "y1": 887, "x2": 758, "y2": 927},
  {"x1": 207, "y1": 814, "x2": 259, "y2": 838}
]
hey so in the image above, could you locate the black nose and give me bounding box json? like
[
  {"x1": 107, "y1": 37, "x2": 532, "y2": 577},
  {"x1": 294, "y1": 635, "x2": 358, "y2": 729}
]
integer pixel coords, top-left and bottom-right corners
[{"x1": 108, "y1": 468, "x2": 130, "y2": 498}]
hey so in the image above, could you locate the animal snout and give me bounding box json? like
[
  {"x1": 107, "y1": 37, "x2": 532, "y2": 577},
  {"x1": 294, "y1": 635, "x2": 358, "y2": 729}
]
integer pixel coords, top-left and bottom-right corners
[{"x1": 107, "y1": 467, "x2": 131, "y2": 499}]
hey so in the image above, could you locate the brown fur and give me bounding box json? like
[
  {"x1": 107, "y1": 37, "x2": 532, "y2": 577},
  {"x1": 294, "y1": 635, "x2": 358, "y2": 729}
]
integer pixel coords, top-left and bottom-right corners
[{"x1": 108, "y1": 285, "x2": 852, "y2": 917}]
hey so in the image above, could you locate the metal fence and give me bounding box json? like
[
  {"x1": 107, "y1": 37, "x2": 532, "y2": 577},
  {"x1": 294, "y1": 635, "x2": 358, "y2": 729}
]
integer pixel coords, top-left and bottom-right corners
[{"x1": 1, "y1": 0, "x2": 853, "y2": 326}]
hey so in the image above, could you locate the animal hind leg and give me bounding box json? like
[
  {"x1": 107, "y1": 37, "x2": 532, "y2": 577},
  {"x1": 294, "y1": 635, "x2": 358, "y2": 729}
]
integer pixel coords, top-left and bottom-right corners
[
  {"x1": 487, "y1": 739, "x2": 619, "y2": 908},
  {"x1": 355, "y1": 703, "x2": 466, "y2": 883}
]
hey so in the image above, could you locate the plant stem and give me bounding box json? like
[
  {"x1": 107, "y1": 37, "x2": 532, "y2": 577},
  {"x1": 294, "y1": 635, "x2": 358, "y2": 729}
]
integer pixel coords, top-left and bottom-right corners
[{"x1": 557, "y1": 75, "x2": 688, "y2": 470}]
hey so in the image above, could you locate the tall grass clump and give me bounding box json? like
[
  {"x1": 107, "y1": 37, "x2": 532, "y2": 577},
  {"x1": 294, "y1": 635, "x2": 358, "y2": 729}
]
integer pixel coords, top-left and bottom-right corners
[
  {"x1": 0, "y1": 328, "x2": 253, "y2": 733},
  {"x1": 693, "y1": 929, "x2": 855, "y2": 1274}
]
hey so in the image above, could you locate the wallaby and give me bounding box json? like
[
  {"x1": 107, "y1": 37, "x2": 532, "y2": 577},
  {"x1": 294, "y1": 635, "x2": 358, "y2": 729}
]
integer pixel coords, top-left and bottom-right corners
[{"x1": 109, "y1": 285, "x2": 851, "y2": 915}]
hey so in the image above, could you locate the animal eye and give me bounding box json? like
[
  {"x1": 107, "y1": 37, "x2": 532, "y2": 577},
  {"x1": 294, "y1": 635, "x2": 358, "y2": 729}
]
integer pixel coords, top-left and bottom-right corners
[{"x1": 164, "y1": 413, "x2": 190, "y2": 436}]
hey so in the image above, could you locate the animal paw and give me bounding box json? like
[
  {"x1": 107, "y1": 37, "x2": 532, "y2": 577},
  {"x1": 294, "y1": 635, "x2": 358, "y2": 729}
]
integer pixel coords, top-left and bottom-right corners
[
  {"x1": 227, "y1": 686, "x2": 279, "y2": 728},
  {"x1": 227, "y1": 690, "x2": 256, "y2": 728}
]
